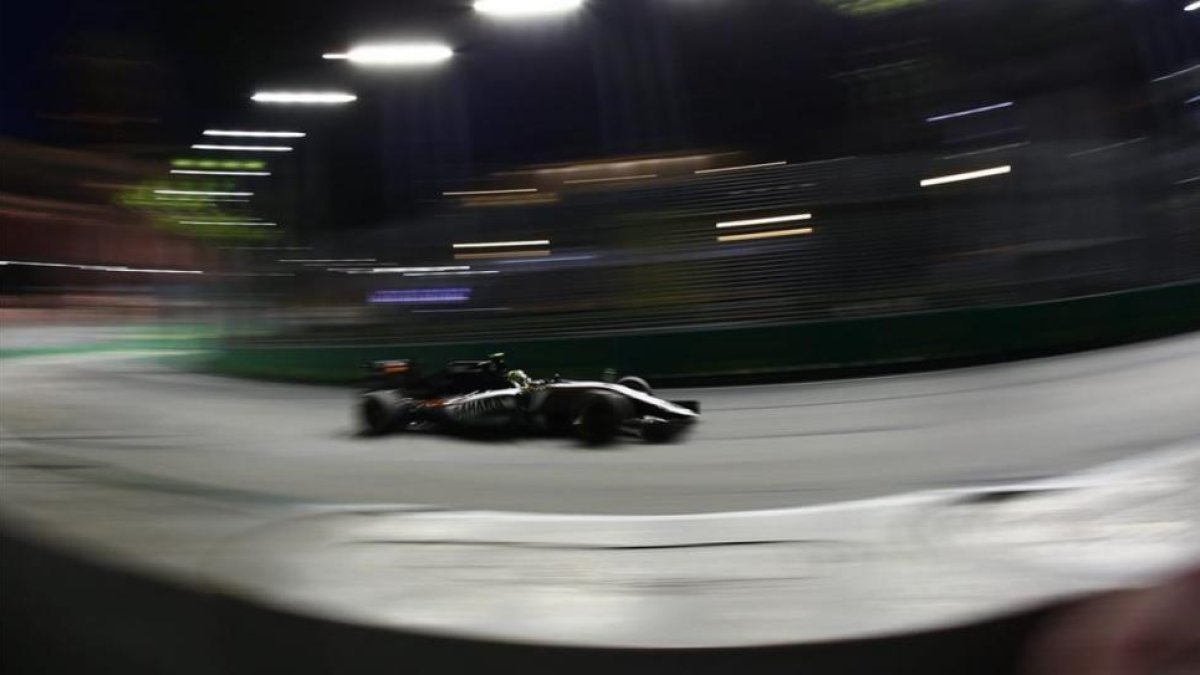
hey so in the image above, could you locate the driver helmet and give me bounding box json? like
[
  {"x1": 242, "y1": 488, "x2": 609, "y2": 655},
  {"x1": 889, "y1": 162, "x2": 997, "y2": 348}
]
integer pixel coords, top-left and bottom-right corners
[{"x1": 505, "y1": 369, "x2": 531, "y2": 388}]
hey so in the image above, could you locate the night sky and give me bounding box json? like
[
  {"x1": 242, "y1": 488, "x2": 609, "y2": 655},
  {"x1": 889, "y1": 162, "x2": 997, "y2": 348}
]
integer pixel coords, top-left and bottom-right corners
[{"x1": 1, "y1": 0, "x2": 1184, "y2": 230}]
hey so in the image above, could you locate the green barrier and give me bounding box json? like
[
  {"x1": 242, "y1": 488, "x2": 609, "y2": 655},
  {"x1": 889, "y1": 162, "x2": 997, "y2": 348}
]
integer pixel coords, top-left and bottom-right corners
[{"x1": 208, "y1": 281, "x2": 1200, "y2": 385}]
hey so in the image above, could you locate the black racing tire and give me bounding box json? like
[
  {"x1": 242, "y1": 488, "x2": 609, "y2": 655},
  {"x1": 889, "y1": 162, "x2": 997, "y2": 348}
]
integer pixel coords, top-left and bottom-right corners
[
  {"x1": 616, "y1": 375, "x2": 653, "y2": 395},
  {"x1": 575, "y1": 391, "x2": 634, "y2": 446},
  {"x1": 642, "y1": 421, "x2": 689, "y2": 444},
  {"x1": 359, "y1": 391, "x2": 409, "y2": 436}
]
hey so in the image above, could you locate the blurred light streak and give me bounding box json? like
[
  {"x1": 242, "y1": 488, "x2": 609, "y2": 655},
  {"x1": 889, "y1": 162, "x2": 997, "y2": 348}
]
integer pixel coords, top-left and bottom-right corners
[
  {"x1": 173, "y1": 159, "x2": 266, "y2": 169},
  {"x1": 940, "y1": 142, "x2": 1029, "y2": 160},
  {"x1": 453, "y1": 239, "x2": 550, "y2": 249},
  {"x1": 716, "y1": 228, "x2": 813, "y2": 242},
  {"x1": 252, "y1": 91, "x2": 357, "y2": 104},
  {"x1": 497, "y1": 255, "x2": 596, "y2": 264},
  {"x1": 443, "y1": 188, "x2": 537, "y2": 196},
  {"x1": 925, "y1": 101, "x2": 1014, "y2": 123},
  {"x1": 919, "y1": 165, "x2": 1011, "y2": 187},
  {"x1": 473, "y1": 0, "x2": 584, "y2": 17},
  {"x1": 1186, "y1": 1, "x2": 1199, "y2": 11},
  {"x1": 222, "y1": 272, "x2": 296, "y2": 277},
  {"x1": 204, "y1": 130, "x2": 305, "y2": 138},
  {"x1": 369, "y1": 289, "x2": 470, "y2": 304},
  {"x1": 222, "y1": 246, "x2": 312, "y2": 250},
  {"x1": 1067, "y1": 137, "x2": 1146, "y2": 158},
  {"x1": 455, "y1": 250, "x2": 550, "y2": 260},
  {"x1": 171, "y1": 170, "x2": 271, "y2": 176},
  {"x1": 694, "y1": 161, "x2": 787, "y2": 174},
  {"x1": 179, "y1": 220, "x2": 276, "y2": 227},
  {"x1": 832, "y1": 60, "x2": 920, "y2": 79},
  {"x1": 499, "y1": 154, "x2": 726, "y2": 176},
  {"x1": 404, "y1": 270, "x2": 500, "y2": 277},
  {"x1": 1186, "y1": 95, "x2": 1200, "y2": 105},
  {"x1": 154, "y1": 189, "x2": 252, "y2": 196},
  {"x1": 945, "y1": 126, "x2": 1024, "y2": 145},
  {"x1": 413, "y1": 308, "x2": 510, "y2": 313},
  {"x1": 1, "y1": 260, "x2": 203, "y2": 274},
  {"x1": 563, "y1": 174, "x2": 657, "y2": 184},
  {"x1": 462, "y1": 193, "x2": 559, "y2": 207},
  {"x1": 191, "y1": 144, "x2": 292, "y2": 152},
  {"x1": 344, "y1": 266, "x2": 469, "y2": 274},
  {"x1": 794, "y1": 156, "x2": 856, "y2": 166},
  {"x1": 281, "y1": 258, "x2": 376, "y2": 263},
  {"x1": 323, "y1": 44, "x2": 453, "y2": 66},
  {"x1": 1151, "y1": 64, "x2": 1200, "y2": 83},
  {"x1": 1176, "y1": 176, "x2": 1200, "y2": 185},
  {"x1": 716, "y1": 213, "x2": 812, "y2": 229},
  {"x1": 80, "y1": 182, "x2": 140, "y2": 190},
  {"x1": 155, "y1": 196, "x2": 250, "y2": 202}
]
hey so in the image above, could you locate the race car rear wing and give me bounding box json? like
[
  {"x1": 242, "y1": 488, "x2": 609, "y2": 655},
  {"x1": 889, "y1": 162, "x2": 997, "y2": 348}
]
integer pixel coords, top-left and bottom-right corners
[{"x1": 362, "y1": 359, "x2": 417, "y2": 389}]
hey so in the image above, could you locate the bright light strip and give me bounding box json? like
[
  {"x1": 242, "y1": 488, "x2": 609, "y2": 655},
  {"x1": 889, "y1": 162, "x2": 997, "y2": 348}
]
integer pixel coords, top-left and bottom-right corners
[
  {"x1": 1, "y1": 260, "x2": 203, "y2": 274},
  {"x1": 404, "y1": 270, "x2": 500, "y2": 277},
  {"x1": 919, "y1": 165, "x2": 1011, "y2": 187},
  {"x1": 154, "y1": 189, "x2": 253, "y2": 196},
  {"x1": 179, "y1": 220, "x2": 276, "y2": 227},
  {"x1": 204, "y1": 130, "x2": 305, "y2": 138},
  {"x1": 694, "y1": 161, "x2": 788, "y2": 175},
  {"x1": 323, "y1": 43, "x2": 453, "y2": 66},
  {"x1": 716, "y1": 213, "x2": 812, "y2": 229},
  {"x1": 171, "y1": 169, "x2": 271, "y2": 176},
  {"x1": 925, "y1": 101, "x2": 1014, "y2": 123},
  {"x1": 154, "y1": 196, "x2": 249, "y2": 202},
  {"x1": 369, "y1": 288, "x2": 471, "y2": 304},
  {"x1": 1186, "y1": 1, "x2": 1200, "y2": 11},
  {"x1": 452, "y1": 239, "x2": 550, "y2": 249},
  {"x1": 443, "y1": 188, "x2": 538, "y2": 196},
  {"x1": 455, "y1": 250, "x2": 550, "y2": 260},
  {"x1": 191, "y1": 144, "x2": 292, "y2": 152},
  {"x1": 473, "y1": 0, "x2": 584, "y2": 17},
  {"x1": 563, "y1": 174, "x2": 657, "y2": 184},
  {"x1": 252, "y1": 91, "x2": 357, "y2": 104},
  {"x1": 717, "y1": 228, "x2": 813, "y2": 243}
]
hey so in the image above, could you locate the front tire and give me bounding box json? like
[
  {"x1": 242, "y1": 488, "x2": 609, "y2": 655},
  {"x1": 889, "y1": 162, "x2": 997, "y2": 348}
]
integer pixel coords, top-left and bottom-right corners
[
  {"x1": 616, "y1": 375, "x2": 653, "y2": 395},
  {"x1": 574, "y1": 391, "x2": 634, "y2": 446}
]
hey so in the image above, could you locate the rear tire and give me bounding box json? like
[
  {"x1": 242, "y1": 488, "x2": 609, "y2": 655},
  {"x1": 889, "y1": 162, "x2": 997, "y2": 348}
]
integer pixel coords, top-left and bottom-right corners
[
  {"x1": 359, "y1": 391, "x2": 409, "y2": 436},
  {"x1": 575, "y1": 391, "x2": 633, "y2": 446},
  {"x1": 616, "y1": 376, "x2": 652, "y2": 395}
]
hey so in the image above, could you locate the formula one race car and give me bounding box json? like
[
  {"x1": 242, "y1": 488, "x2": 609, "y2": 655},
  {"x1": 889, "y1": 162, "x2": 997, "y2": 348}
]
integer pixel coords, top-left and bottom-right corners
[{"x1": 357, "y1": 354, "x2": 699, "y2": 445}]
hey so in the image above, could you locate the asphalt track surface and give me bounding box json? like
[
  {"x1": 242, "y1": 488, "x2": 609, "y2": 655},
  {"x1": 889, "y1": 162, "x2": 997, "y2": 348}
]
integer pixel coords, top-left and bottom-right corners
[{"x1": 2, "y1": 332, "x2": 1200, "y2": 515}]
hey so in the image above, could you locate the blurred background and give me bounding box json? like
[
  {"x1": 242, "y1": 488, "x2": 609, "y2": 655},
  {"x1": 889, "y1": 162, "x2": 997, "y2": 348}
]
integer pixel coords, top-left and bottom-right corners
[
  {"x1": 2, "y1": 0, "x2": 1196, "y2": 354},
  {"x1": 2, "y1": 3, "x2": 1200, "y2": 674}
]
